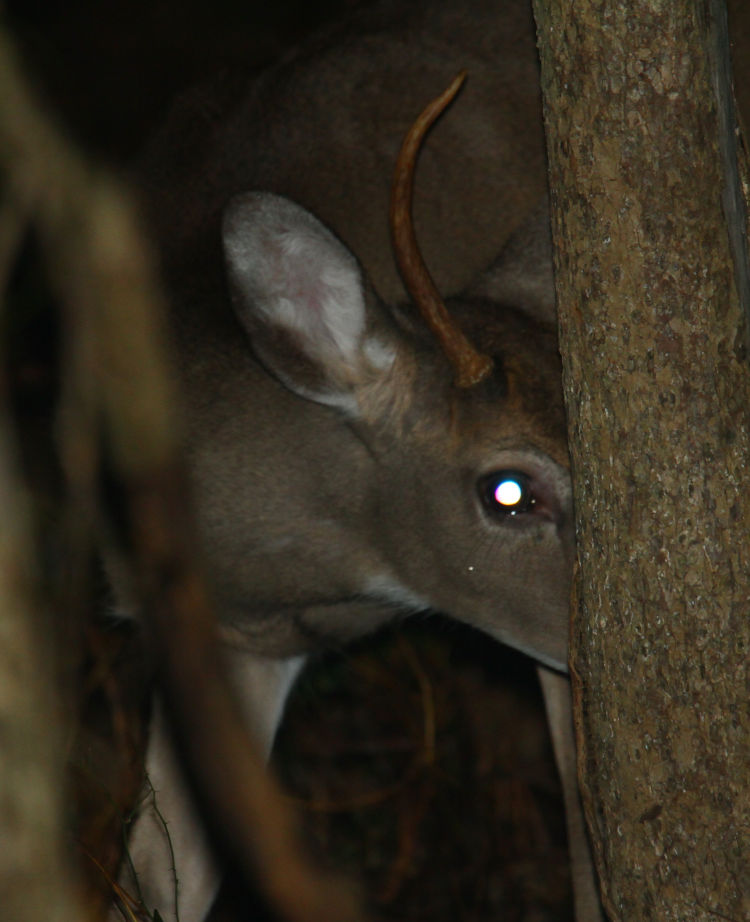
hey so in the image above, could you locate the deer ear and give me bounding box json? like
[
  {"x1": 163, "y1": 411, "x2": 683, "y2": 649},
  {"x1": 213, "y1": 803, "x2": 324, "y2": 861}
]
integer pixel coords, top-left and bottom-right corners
[
  {"x1": 469, "y1": 197, "x2": 557, "y2": 325},
  {"x1": 223, "y1": 192, "x2": 395, "y2": 413}
]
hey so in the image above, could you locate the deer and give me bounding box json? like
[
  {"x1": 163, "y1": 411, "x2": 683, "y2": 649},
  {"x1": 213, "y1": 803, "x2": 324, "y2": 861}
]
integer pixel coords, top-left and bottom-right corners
[{"x1": 113, "y1": 1, "x2": 602, "y2": 920}]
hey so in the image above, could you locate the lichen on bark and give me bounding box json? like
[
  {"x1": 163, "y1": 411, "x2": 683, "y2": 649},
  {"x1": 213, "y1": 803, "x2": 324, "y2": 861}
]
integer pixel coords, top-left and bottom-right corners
[{"x1": 533, "y1": 1, "x2": 750, "y2": 919}]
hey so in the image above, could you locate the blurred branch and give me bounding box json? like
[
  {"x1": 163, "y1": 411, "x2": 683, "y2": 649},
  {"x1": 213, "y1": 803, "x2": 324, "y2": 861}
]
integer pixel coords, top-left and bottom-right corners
[
  {"x1": 0, "y1": 272, "x2": 83, "y2": 922},
  {"x1": 0, "y1": 23, "x2": 86, "y2": 922},
  {"x1": 0, "y1": 23, "x2": 366, "y2": 922}
]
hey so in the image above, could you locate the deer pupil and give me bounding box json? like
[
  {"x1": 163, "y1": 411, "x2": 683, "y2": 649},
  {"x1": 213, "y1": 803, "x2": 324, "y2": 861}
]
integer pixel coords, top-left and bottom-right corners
[
  {"x1": 479, "y1": 470, "x2": 534, "y2": 518},
  {"x1": 494, "y1": 478, "x2": 523, "y2": 507}
]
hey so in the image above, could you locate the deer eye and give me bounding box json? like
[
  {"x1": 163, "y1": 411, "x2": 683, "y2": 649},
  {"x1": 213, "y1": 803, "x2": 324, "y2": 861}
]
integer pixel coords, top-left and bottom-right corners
[{"x1": 478, "y1": 470, "x2": 536, "y2": 518}]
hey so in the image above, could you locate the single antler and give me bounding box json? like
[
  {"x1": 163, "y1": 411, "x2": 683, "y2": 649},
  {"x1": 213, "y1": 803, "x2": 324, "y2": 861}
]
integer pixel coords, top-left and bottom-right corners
[{"x1": 390, "y1": 71, "x2": 493, "y2": 388}]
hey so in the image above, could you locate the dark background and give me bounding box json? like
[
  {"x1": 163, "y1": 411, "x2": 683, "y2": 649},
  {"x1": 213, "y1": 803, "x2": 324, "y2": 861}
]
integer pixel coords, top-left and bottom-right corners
[{"x1": 5, "y1": 0, "x2": 357, "y2": 163}]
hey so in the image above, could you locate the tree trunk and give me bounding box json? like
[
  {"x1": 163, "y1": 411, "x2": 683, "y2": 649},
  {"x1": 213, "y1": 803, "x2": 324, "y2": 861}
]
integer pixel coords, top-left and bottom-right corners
[{"x1": 533, "y1": 1, "x2": 750, "y2": 920}]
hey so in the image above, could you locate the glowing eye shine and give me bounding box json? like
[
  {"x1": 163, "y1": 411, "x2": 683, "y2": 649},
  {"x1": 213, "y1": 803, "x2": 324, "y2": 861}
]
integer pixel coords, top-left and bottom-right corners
[
  {"x1": 494, "y1": 478, "x2": 523, "y2": 508},
  {"x1": 478, "y1": 470, "x2": 535, "y2": 519}
]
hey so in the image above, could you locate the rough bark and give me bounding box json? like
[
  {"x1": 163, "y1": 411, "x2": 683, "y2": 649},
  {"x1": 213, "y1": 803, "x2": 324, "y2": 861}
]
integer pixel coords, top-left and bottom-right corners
[{"x1": 533, "y1": 1, "x2": 750, "y2": 920}]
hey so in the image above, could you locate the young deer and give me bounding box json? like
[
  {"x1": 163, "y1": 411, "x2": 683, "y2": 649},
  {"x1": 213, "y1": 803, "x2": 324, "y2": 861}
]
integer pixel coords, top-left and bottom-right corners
[{"x1": 118, "y1": 1, "x2": 601, "y2": 920}]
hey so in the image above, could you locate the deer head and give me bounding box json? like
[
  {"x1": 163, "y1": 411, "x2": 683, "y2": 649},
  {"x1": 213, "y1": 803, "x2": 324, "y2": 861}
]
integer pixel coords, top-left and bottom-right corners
[{"x1": 176, "y1": 74, "x2": 572, "y2": 671}]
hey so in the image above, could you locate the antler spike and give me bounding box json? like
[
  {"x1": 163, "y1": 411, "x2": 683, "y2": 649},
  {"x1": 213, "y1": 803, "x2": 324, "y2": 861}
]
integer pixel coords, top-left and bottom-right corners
[{"x1": 390, "y1": 71, "x2": 493, "y2": 388}]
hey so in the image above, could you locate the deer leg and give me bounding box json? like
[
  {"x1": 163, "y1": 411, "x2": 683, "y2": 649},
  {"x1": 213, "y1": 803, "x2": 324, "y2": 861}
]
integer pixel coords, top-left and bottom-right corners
[
  {"x1": 117, "y1": 651, "x2": 305, "y2": 922},
  {"x1": 537, "y1": 664, "x2": 604, "y2": 922}
]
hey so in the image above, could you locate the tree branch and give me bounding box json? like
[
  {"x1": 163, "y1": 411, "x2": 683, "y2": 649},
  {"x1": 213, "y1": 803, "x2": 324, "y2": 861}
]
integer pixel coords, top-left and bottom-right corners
[{"x1": 0, "y1": 23, "x2": 368, "y2": 922}]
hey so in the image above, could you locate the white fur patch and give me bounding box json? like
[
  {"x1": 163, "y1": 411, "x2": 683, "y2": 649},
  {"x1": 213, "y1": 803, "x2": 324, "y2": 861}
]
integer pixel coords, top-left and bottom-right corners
[
  {"x1": 363, "y1": 334, "x2": 396, "y2": 371},
  {"x1": 363, "y1": 574, "x2": 429, "y2": 613}
]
